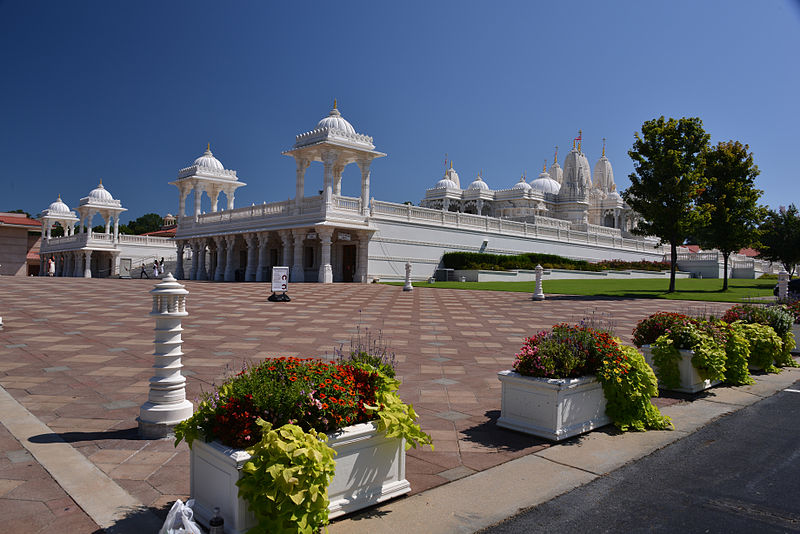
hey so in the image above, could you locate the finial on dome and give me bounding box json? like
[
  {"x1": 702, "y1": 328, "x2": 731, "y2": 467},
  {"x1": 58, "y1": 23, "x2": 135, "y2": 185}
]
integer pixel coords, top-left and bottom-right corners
[
  {"x1": 602, "y1": 137, "x2": 606, "y2": 157},
  {"x1": 578, "y1": 130, "x2": 582, "y2": 152},
  {"x1": 444, "y1": 153, "x2": 448, "y2": 170},
  {"x1": 207, "y1": 142, "x2": 211, "y2": 152},
  {"x1": 99, "y1": 178, "x2": 103, "y2": 186},
  {"x1": 57, "y1": 194, "x2": 61, "y2": 201},
  {"x1": 333, "y1": 98, "x2": 337, "y2": 110},
  {"x1": 554, "y1": 146, "x2": 558, "y2": 164},
  {"x1": 543, "y1": 160, "x2": 547, "y2": 172}
]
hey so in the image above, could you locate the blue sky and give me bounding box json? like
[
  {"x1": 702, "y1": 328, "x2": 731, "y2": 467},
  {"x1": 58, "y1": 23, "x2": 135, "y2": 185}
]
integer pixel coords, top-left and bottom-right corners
[{"x1": 2, "y1": 1, "x2": 799, "y2": 224}]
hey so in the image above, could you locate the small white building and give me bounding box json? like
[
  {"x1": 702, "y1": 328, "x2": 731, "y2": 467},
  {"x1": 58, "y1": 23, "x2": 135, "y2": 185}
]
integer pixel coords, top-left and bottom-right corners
[
  {"x1": 39, "y1": 183, "x2": 176, "y2": 278},
  {"x1": 170, "y1": 103, "x2": 667, "y2": 283}
]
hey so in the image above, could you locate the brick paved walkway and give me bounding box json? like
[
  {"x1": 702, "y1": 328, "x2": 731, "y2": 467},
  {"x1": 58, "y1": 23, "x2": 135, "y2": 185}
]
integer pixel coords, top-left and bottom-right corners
[{"x1": 0, "y1": 277, "x2": 730, "y2": 532}]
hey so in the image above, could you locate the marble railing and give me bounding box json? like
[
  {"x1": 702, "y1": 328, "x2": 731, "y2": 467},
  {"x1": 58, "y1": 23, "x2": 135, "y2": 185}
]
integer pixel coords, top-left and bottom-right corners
[{"x1": 370, "y1": 200, "x2": 663, "y2": 254}]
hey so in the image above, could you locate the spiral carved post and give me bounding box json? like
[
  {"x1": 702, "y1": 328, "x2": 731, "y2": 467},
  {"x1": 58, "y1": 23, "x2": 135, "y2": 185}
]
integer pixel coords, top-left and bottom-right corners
[
  {"x1": 138, "y1": 273, "x2": 194, "y2": 438},
  {"x1": 532, "y1": 264, "x2": 545, "y2": 301}
]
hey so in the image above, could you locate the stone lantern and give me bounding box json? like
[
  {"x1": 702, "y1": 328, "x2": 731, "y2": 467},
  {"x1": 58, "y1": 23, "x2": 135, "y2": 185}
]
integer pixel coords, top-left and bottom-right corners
[{"x1": 138, "y1": 273, "x2": 194, "y2": 438}]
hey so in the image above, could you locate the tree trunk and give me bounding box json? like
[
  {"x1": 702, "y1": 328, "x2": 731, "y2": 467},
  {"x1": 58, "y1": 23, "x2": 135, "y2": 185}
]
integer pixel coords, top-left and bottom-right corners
[
  {"x1": 722, "y1": 252, "x2": 729, "y2": 291},
  {"x1": 669, "y1": 242, "x2": 677, "y2": 293}
]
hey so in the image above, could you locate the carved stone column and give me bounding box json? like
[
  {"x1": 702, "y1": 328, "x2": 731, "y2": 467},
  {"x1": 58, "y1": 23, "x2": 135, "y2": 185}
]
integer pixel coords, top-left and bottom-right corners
[
  {"x1": 244, "y1": 233, "x2": 257, "y2": 282},
  {"x1": 197, "y1": 240, "x2": 208, "y2": 280},
  {"x1": 189, "y1": 240, "x2": 199, "y2": 280},
  {"x1": 291, "y1": 229, "x2": 305, "y2": 283},
  {"x1": 194, "y1": 185, "x2": 204, "y2": 217},
  {"x1": 358, "y1": 159, "x2": 372, "y2": 216},
  {"x1": 294, "y1": 158, "x2": 310, "y2": 214},
  {"x1": 112, "y1": 251, "x2": 121, "y2": 277},
  {"x1": 357, "y1": 231, "x2": 371, "y2": 283},
  {"x1": 214, "y1": 236, "x2": 226, "y2": 281},
  {"x1": 175, "y1": 241, "x2": 185, "y2": 280},
  {"x1": 83, "y1": 251, "x2": 92, "y2": 278},
  {"x1": 317, "y1": 227, "x2": 334, "y2": 284},
  {"x1": 224, "y1": 186, "x2": 236, "y2": 210},
  {"x1": 322, "y1": 152, "x2": 337, "y2": 210},
  {"x1": 333, "y1": 164, "x2": 344, "y2": 196},
  {"x1": 256, "y1": 233, "x2": 269, "y2": 282},
  {"x1": 72, "y1": 251, "x2": 82, "y2": 277},
  {"x1": 224, "y1": 235, "x2": 237, "y2": 282},
  {"x1": 279, "y1": 230, "x2": 292, "y2": 270}
]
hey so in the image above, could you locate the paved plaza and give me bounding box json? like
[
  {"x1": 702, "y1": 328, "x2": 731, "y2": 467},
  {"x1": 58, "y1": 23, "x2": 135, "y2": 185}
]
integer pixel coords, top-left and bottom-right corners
[{"x1": 0, "y1": 277, "x2": 734, "y2": 533}]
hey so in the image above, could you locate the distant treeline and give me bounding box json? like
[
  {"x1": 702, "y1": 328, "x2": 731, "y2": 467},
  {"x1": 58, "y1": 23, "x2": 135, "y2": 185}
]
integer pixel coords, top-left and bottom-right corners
[{"x1": 441, "y1": 252, "x2": 671, "y2": 272}]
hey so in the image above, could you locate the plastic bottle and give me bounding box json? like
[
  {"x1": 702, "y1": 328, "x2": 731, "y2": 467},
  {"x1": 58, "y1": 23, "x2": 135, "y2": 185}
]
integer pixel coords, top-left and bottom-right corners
[{"x1": 209, "y1": 506, "x2": 224, "y2": 534}]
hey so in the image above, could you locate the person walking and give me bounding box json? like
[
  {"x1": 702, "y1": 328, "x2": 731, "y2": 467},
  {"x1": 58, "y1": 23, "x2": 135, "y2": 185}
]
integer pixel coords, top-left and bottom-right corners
[
  {"x1": 152, "y1": 261, "x2": 159, "y2": 279},
  {"x1": 140, "y1": 263, "x2": 149, "y2": 279},
  {"x1": 47, "y1": 257, "x2": 55, "y2": 277}
]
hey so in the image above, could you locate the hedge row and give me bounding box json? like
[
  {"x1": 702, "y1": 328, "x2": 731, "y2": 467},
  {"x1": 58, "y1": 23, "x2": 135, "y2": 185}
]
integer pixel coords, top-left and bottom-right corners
[{"x1": 441, "y1": 252, "x2": 670, "y2": 272}]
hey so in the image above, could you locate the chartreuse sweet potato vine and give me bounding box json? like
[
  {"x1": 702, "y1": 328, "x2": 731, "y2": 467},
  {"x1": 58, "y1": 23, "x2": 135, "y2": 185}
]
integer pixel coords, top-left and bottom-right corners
[{"x1": 237, "y1": 421, "x2": 336, "y2": 534}]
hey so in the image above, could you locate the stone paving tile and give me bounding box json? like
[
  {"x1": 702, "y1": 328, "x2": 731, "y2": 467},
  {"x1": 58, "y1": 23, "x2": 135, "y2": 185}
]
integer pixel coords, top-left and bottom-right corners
[{"x1": 0, "y1": 277, "x2": 733, "y2": 532}]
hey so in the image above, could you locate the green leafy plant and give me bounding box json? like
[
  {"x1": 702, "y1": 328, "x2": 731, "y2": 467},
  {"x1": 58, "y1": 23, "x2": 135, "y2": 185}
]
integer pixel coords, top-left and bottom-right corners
[
  {"x1": 237, "y1": 421, "x2": 336, "y2": 534},
  {"x1": 367, "y1": 371, "x2": 433, "y2": 450},
  {"x1": 334, "y1": 327, "x2": 397, "y2": 378},
  {"x1": 597, "y1": 342, "x2": 672, "y2": 432},
  {"x1": 723, "y1": 304, "x2": 797, "y2": 368},
  {"x1": 719, "y1": 322, "x2": 754, "y2": 386},
  {"x1": 649, "y1": 321, "x2": 727, "y2": 389},
  {"x1": 734, "y1": 322, "x2": 782, "y2": 373}
]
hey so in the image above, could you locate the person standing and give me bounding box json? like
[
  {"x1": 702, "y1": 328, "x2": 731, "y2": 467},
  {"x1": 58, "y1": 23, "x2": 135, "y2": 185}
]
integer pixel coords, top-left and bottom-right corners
[
  {"x1": 47, "y1": 257, "x2": 55, "y2": 276},
  {"x1": 159, "y1": 257, "x2": 165, "y2": 275},
  {"x1": 153, "y1": 261, "x2": 159, "y2": 279}
]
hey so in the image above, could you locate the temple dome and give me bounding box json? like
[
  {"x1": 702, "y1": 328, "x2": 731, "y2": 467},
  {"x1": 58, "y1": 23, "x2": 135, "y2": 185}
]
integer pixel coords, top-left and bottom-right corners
[
  {"x1": 316, "y1": 102, "x2": 356, "y2": 134},
  {"x1": 48, "y1": 195, "x2": 71, "y2": 215},
  {"x1": 530, "y1": 170, "x2": 561, "y2": 194},
  {"x1": 88, "y1": 182, "x2": 114, "y2": 202},
  {"x1": 468, "y1": 175, "x2": 489, "y2": 191},
  {"x1": 562, "y1": 147, "x2": 592, "y2": 190},
  {"x1": 435, "y1": 177, "x2": 458, "y2": 189},
  {"x1": 194, "y1": 146, "x2": 224, "y2": 171},
  {"x1": 511, "y1": 175, "x2": 532, "y2": 192}
]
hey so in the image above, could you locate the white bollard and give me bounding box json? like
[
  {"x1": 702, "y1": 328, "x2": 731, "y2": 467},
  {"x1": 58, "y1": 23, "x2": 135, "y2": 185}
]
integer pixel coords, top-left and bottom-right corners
[
  {"x1": 403, "y1": 262, "x2": 414, "y2": 292},
  {"x1": 532, "y1": 264, "x2": 545, "y2": 301},
  {"x1": 138, "y1": 273, "x2": 194, "y2": 438},
  {"x1": 778, "y1": 270, "x2": 789, "y2": 301}
]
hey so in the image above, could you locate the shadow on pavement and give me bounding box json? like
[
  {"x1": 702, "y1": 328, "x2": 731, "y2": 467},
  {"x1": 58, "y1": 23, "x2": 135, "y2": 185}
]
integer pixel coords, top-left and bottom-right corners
[
  {"x1": 91, "y1": 501, "x2": 172, "y2": 534},
  {"x1": 29, "y1": 427, "x2": 141, "y2": 444}
]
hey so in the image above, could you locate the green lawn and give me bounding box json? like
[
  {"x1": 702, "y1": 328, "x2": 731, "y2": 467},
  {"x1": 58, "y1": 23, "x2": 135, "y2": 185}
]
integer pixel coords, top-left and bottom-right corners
[{"x1": 385, "y1": 277, "x2": 776, "y2": 303}]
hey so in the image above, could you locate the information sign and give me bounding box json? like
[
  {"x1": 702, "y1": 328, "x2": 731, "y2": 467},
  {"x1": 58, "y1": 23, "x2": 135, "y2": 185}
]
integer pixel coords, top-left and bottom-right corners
[{"x1": 271, "y1": 266, "x2": 289, "y2": 292}]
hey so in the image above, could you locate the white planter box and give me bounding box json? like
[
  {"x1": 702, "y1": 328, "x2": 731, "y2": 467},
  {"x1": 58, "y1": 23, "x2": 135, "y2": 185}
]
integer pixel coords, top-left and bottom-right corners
[
  {"x1": 496, "y1": 371, "x2": 610, "y2": 441},
  {"x1": 640, "y1": 345, "x2": 721, "y2": 393},
  {"x1": 190, "y1": 421, "x2": 410, "y2": 534},
  {"x1": 792, "y1": 324, "x2": 800, "y2": 354}
]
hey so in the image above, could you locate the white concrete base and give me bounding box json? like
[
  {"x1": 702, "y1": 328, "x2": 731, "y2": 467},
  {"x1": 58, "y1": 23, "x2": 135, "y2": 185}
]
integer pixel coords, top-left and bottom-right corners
[
  {"x1": 640, "y1": 345, "x2": 720, "y2": 394},
  {"x1": 137, "y1": 399, "x2": 194, "y2": 438},
  {"x1": 792, "y1": 324, "x2": 800, "y2": 354},
  {"x1": 496, "y1": 371, "x2": 610, "y2": 441},
  {"x1": 190, "y1": 421, "x2": 409, "y2": 534}
]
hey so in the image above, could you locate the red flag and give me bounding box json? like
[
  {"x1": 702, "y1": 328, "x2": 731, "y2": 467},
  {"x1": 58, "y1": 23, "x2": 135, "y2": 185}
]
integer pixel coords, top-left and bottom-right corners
[{"x1": 574, "y1": 133, "x2": 582, "y2": 141}]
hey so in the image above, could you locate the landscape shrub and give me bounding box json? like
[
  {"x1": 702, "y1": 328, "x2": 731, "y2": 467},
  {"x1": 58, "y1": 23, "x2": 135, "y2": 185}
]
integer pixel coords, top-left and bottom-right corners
[{"x1": 441, "y1": 252, "x2": 672, "y2": 273}]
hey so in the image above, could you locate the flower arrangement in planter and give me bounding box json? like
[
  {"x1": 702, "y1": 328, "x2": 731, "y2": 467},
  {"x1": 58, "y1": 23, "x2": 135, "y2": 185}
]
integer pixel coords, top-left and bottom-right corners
[
  {"x1": 175, "y1": 354, "x2": 432, "y2": 534},
  {"x1": 722, "y1": 304, "x2": 798, "y2": 369},
  {"x1": 497, "y1": 323, "x2": 671, "y2": 440},
  {"x1": 632, "y1": 312, "x2": 750, "y2": 392}
]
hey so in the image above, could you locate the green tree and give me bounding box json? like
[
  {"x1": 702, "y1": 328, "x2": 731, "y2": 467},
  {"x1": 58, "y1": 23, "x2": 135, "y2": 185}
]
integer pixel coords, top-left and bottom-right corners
[
  {"x1": 125, "y1": 213, "x2": 164, "y2": 235},
  {"x1": 623, "y1": 116, "x2": 710, "y2": 292},
  {"x1": 758, "y1": 205, "x2": 800, "y2": 276},
  {"x1": 695, "y1": 141, "x2": 765, "y2": 290},
  {"x1": 7, "y1": 209, "x2": 33, "y2": 218}
]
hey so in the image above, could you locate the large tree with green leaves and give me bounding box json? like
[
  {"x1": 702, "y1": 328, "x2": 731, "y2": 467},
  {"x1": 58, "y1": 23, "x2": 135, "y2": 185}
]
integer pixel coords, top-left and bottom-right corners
[
  {"x1": 623, "y1": 116, "x2": 710, "y2": 292},
  {"x1": 695, "y1": 141, "x2": 765, "y2": 290},
  {"x1": 120, "y1": 213, "x2": 164, "y2": 235},
  {"x1": 758, "y1": 204, "x2": 800, "y2": 276}
]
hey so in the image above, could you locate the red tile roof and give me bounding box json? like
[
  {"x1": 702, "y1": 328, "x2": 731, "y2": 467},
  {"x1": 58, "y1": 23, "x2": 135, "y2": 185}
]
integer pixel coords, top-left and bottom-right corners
[
  {"x1": 0, "y1": 214, "x2": 41, "y2": 229},
  {"x1": 141, "y1": 227, "x2": 177, "y2": 237}
]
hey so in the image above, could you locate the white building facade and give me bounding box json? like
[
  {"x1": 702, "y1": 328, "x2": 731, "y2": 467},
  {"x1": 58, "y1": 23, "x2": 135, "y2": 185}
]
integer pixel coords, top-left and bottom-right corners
[
  {"x1": 39, "y1": 183, "x2": 176, "y2": 278},
  {"x1": 171, "y1": 104, "x2": 667, "y2": 283}
]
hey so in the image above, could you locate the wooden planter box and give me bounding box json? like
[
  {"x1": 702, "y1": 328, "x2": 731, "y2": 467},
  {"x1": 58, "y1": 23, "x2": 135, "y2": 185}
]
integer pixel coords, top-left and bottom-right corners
[
  {"x1": 189, "y1": 421, "x2": 410, "y2": 534},
  {"x1": 640, "y1": 345, "x2": 721, "y2": 393},
  {"x1": 496, "y1": 371, "x2": 610, "y2": 441}
]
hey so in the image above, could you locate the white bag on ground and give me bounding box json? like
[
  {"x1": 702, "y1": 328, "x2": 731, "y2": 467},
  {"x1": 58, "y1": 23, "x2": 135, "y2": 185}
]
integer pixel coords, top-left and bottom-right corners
[{"x1": 159, "y1": 499, "x2": 202, "y2": 534}]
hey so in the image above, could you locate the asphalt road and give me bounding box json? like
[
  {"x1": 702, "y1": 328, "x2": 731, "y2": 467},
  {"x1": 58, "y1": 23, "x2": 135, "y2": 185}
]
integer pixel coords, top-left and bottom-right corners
[{"x1": 480, "y1": 380, "x2": 800, "y2": 534}]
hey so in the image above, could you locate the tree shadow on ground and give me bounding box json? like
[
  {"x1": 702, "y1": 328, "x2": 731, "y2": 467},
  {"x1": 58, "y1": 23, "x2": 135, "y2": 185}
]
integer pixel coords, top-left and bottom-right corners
[
  {"x1": 91, "y1": 501, "x2": 174, "y2": 534},
  {"x1": 29, "y1": 427, "x2": 142, "y2": 444}
]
